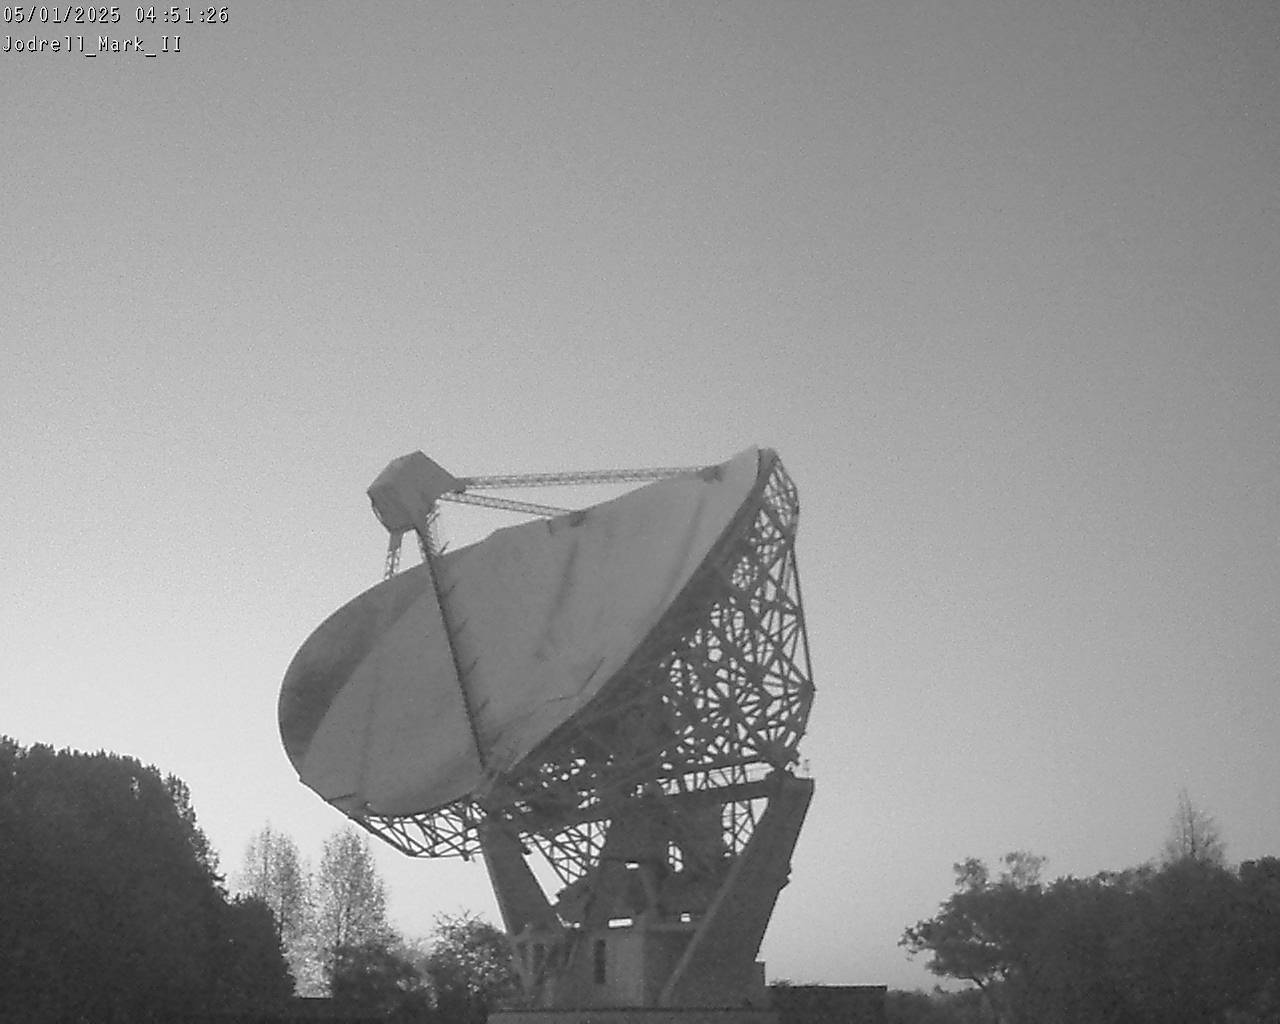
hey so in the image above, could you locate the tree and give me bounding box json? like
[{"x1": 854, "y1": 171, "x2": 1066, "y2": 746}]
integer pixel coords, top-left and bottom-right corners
[
  {"x1": 900, "y1": 853, "x2": 1046, "y2": 1024},
  {"x1": 238, "y1": 823, "x2": 311, "y2": 942},
  {"x1": 1162, "y1": 788, "x2": 1226, "y2": 866},
  {"x1": 209, "y1": 894, "x2": 295, "y2": 1013},
  {"x1": 424, "y1": 911, "x2": 519, "y2": 1024},
  {"x1": 329, "y1": 937, "x2": 434, "y2": 1020},
  {"x1": 1018, "y1": 871, "x2": 1141, "y2": 1024},
  {"x1": 316, "y1": 827, "x2": 393, "y2": 987},
  {"x1": 238, "y1": 823, "x2": 319, "y2": 994},
  {"x1": 0, "y1": 737, "x2": 291, "y2": 1022},
  {"x1": 1236, "y1": 857, "x2": 1280, "y2": 1021},
  {"x1": 906, "y1": 848, "x2": 1280, "y2": 1024},
  {"x1": 165, "y1": 772, "x2": 221, "y2": 879}
]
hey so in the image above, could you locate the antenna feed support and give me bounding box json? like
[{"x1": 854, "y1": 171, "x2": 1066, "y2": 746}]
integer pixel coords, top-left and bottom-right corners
[{"x1": 367, "y1": 451, "x2": 462, "y2": 536}]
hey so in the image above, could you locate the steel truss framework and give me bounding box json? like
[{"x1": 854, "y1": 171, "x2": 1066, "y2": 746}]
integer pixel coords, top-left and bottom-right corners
[{"x1": 359, "y1": 452, "x2": 814, "y2": 888}]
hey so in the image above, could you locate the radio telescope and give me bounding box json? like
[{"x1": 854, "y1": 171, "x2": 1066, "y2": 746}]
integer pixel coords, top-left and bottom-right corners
[{"x1": 280, "y1": 447, "x2": 815, "y2": 1020}]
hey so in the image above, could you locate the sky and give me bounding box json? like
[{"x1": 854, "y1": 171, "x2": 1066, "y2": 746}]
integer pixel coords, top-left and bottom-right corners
[{"x1": 2, "y1": 0, "x2": 1278, "y2": 992}]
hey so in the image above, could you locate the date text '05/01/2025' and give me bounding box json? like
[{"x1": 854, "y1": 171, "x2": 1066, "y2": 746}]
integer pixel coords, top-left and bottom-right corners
[{"x1": 1, "y1": 7, "x2": 228, "y2": 26}]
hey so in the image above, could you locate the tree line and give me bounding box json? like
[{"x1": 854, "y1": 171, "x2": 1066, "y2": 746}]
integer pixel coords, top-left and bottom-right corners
[
  {"x1": 0, "y1": 735, "x2": 515, "y2": 1023},
  {"x1": 897, "y1": 795, "x2": 1280, "y2": 1024},
  {"x1": 0, "y1": 736, "x2": 292, "y2": 1022},
  {"x1": 14, "y1": 730, "x2": 1273, "y2": 1024},
  {"x1": 234, "y1": 822, "x2": 516, "y2": 1020},
  {"x1": 237, "y1": 823, "x2": 390, "y2": 997}
]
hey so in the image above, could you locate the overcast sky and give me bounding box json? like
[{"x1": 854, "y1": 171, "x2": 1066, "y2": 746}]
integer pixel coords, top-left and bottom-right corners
[{"x1": 3, "y1": 0, "x2": 1278, "y2": 991}]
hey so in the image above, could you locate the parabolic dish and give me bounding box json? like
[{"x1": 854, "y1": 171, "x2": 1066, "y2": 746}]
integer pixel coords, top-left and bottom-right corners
[{"x1": 279, "y1": 447, "x2": 768, "y2": 819}]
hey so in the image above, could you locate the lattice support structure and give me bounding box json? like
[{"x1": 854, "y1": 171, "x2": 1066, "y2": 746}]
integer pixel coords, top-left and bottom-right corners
[
  {"x1": 360, "y1": 453, "x2": 813, "y2": 881},
  {"x1": 351, "y1": 450, "x2": 816, "y2": 1013},
  {"x1": 482, "y1": 770, "x2": 814, "y2": 1011}
]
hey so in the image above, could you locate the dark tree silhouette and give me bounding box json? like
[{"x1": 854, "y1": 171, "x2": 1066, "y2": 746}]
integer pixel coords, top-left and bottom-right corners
[
  {"x1": 900, "y1": 853, "x2": 1046, "y2": 1024},
  {"x1": 0, "y1": 737, "x2": 292, "y2": 1022},
  {"x1": 904, "y1": 851, "x2": 1280, "y2": 1024},
  {"x1": 329, "y1": 938, "x2": 433, "y2": 1020},
  {"x1": 424, "y1": 911, "x2": 519, "y2": 1024},
  {"x1": 210, "y1": 894, "x2": 297, "y2": 1013}
]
